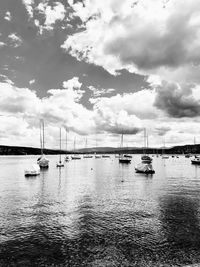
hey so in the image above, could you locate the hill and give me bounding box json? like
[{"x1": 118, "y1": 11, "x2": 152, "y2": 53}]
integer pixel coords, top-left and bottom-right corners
[{"x1": 0, "y1": 144, "x2": 200, "y2": 155}]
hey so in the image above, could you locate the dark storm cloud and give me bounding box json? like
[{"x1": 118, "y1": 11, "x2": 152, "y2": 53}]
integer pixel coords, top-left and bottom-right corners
[{"x1": 154, "y1": 81, "x2": 200, "y2": 118}]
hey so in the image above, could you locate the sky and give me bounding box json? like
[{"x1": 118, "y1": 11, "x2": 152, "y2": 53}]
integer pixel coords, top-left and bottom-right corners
[{"x1": 0, "y1": 0, "x2": 200, "y2": 150}]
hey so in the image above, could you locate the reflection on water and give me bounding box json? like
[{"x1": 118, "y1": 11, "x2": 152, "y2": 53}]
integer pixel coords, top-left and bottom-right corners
[{"x1": 1, "y1": 155, "x2": 200, "y2": 266}]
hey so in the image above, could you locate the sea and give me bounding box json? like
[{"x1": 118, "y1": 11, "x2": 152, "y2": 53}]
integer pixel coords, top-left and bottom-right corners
[{"x1": 0, "y1": 154, "x2": 200, "y2": 266}]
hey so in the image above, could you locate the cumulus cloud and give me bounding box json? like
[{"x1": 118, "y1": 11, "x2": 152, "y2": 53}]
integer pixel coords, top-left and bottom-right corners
[
  {"x1": 0, "y1": 42, "x2": 6, "y2": 48},
  {"x1": 88, "y1": 86, "x2": 115, "y2": 97},
  {"x1": 8, "y1": 33, "x2": 22, "y2": 47},
  {"x1": 29, "y1": 79, "x2": 35, "y2": 85},
  {"x1": 4, "y1": 11, "x2": 11, "y2": 21},
  {"x1": 92, "y1": 89, "x2": 158, "y2": 120},
  {"x1": 63, "y1": 0, "x2": 200, "y2": 83},
  {"x1": 0, "y1": 83, "x2": 40, "y2": 115},
  {"x1": 22, "y1": 0, "x2": 34, "y2": 18},
  {"x1": 37, "y1": 1, "x2": 66, "y2": 30},
  {"x1": 94, "y1": 108, "x2": 143, "y2": 135},
  {"x1": 1, "y1": 76, "x2": 200, "y2": 147},
  {"x1": 154, "y1": 81, "x2": 200, "y2": 118}
]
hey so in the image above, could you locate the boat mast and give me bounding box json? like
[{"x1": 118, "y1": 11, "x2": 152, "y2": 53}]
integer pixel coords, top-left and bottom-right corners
[
  {"x1": 40, "y1": 120, "x2": 43, "y2": 155},
  {"x1": 65, "y1": 129, "x2": 67, "y2": 155},
  {"x1": 143, "y1": 128, "x2": 146, "y2": 155},
  {"x1": 59, "y1": 128, "x2": 62, "y2": 163},
  {"x1": 42, "y1": 120, "x2": 45, "y2": 152}
]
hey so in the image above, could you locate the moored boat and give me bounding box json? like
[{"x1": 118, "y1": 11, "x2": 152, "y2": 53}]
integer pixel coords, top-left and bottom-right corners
[
  {"x1": 38, "y1": 119, "x2": 49, "y2": 169},
  {"x1": 119, "y1": 156, "x2": 131, "y2": 164},
  {"x1": 25, "y1": 164, "x2": 40, "y2": 177},
  {"x1": 135, "y1": 163, "x2": 155, "y2": 174},
  {"x1": 56, "y1": 128, "x2": 64, "y2": 167},
  {"x1": 119, "y1": 134, "x2": 132, "y2": 164}
]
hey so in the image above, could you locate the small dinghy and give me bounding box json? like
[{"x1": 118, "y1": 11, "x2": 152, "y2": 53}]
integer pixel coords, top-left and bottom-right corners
[
  {"x1": 57, "y1": 161, "x2": 64, "y2": 167},
  {"x1": 71, "y1": 155, "x2": 81, "y2": 160},
  {"x1": 65, "y1": 156, "x2": 70, "y2": 161},
  {"x1": 135, "y1": 163, "x2": 155, "y2": 174},
  {"x1": 25, "y1": 164, "x2": 40, "y2": 177},
  {"x1": 83, "y1": 155, "x2": 93, "y2": 158},
  {"x1": 162, "y1": 155, "x2": 169, "y2": 159}
]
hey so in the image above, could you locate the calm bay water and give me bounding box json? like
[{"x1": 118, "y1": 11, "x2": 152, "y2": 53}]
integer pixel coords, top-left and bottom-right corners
[{"x1": 1, "y1": 155, "x2": 200, "y2": 266}]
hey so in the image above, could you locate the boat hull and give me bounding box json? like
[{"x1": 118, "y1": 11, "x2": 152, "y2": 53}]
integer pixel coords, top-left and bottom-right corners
[
  {"x1": 25, "y1": 171, "x2": 40, "y2": 177},
  {"x1": 71, "y1": 156, "x2": 81, "y2": 160},
  {"x1": 191, "y1": 160, "x2": 200, "y2": 165},
  {"x1": 135, "y1": 168, "x2": 155, "y2": 174},
  {"x1": 57, "y1": 163, "x2": 64, "y2": 167},
  {"x1": 119, "y1": 158, "x2": 131, "y2": 164}
]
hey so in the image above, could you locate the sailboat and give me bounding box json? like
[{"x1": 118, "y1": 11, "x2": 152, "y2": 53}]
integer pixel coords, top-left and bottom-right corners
[
  {"x1": 119, "y1": 134, "x2": 131, "y2": 164},
  {"x1": 135, "y1": 129, "x2": 155, "y2": 174},
  {"x1": 37, "y1": 119, "x2": 49, "y2": 169},
  {"x1": 71, "y1": 137, "x2": 81, "y2": 160},
  {"x1": 141, "y1": 129, "x2": 152, "y2": 163},
  {"x1": 57, "y1": 128, "x2": 64, "y2": 167},
  {"x1": 65, "y1": 129, "x2": 70, "y2": 162},
  {"x1": 135, "y1": 163, "x2": 155, "y2": 174}
]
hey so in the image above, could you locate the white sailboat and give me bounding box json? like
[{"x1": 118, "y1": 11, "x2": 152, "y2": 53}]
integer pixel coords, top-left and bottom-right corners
[
  {"x1": 119, "y1": 134, "x2": 131, "y2": 164},
  {"x1": 135, "y1": 163, "x2": 155, "y2": 174},
  {"x1": 57, "y1": 128, "x2": 64, "y2": 167},
  {"x1": 135, "y1": 129, "x2": 155, "y2": 174},
  {"x1": 141, "y1": 129, "x2": 152, "y2": 163},
  {"x1": 37, "y1": 119, "x2": 49, "y2": 169}
]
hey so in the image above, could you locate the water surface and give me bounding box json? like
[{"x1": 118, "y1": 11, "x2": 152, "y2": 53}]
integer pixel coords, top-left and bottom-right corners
[{"x1": 0, "y1": 155, "x2": 200, "y2": 266}]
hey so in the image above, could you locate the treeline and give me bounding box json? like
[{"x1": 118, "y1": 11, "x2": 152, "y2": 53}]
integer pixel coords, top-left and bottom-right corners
[
  {"x1": 0, "y1": 145, "x2": 66, "y2": 155},
  {"x1": 0, "y1": 144, "x2": 200, "y2": 155}
]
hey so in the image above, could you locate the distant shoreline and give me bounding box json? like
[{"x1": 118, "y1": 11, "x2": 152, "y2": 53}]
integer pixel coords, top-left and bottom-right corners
[{"x1": 0, "y1": 144, "x2": 199, "y2": 155}]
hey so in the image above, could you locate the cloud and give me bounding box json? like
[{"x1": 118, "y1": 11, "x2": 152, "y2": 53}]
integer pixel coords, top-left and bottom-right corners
[
  {"x1": 88, "y1": 86, "x2": 115, "y2": 97},
  {"x1": 8, "y1": 33, "x2": 22, "y2": 47},
  {"x1": 94, "y1": 108, "x2": 143, "y2": 135},
  {"x1": 37, "y1": 1, "x2": 66, "y2": 30},
  {"x1": 63, "y1": 0, "x2": 200, "y2": 83},
  {"x1": 62, "y1": 76, "x2": 82, "y2": 90},
  {"x1": 154, "y1": 81, "x2": 200, "y2": 118},
  {"x1": 92, "y1": 89, "x2": 158, "y2": 120},
  {"x1": 4, "y1": 11, "x2": 11, "y2": 21},
  {"x1": 22, "y1": 0, "x2": 34, "y2": 18},
  {"x1": 29, "y1": 79, "x2": 35, "y2": 85},
  {"x1": 0, "y1": 83, "x2": 40, "y2": 115},
  {"x1": 154, "y1": 125, "x2": 171, "y2": 136},
  {"x1": 1, "y1": 77, "x2": 200, "y2": 147},
  {"x1": 0, "y1": 42, "x2": 6, "y2": 48}
]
